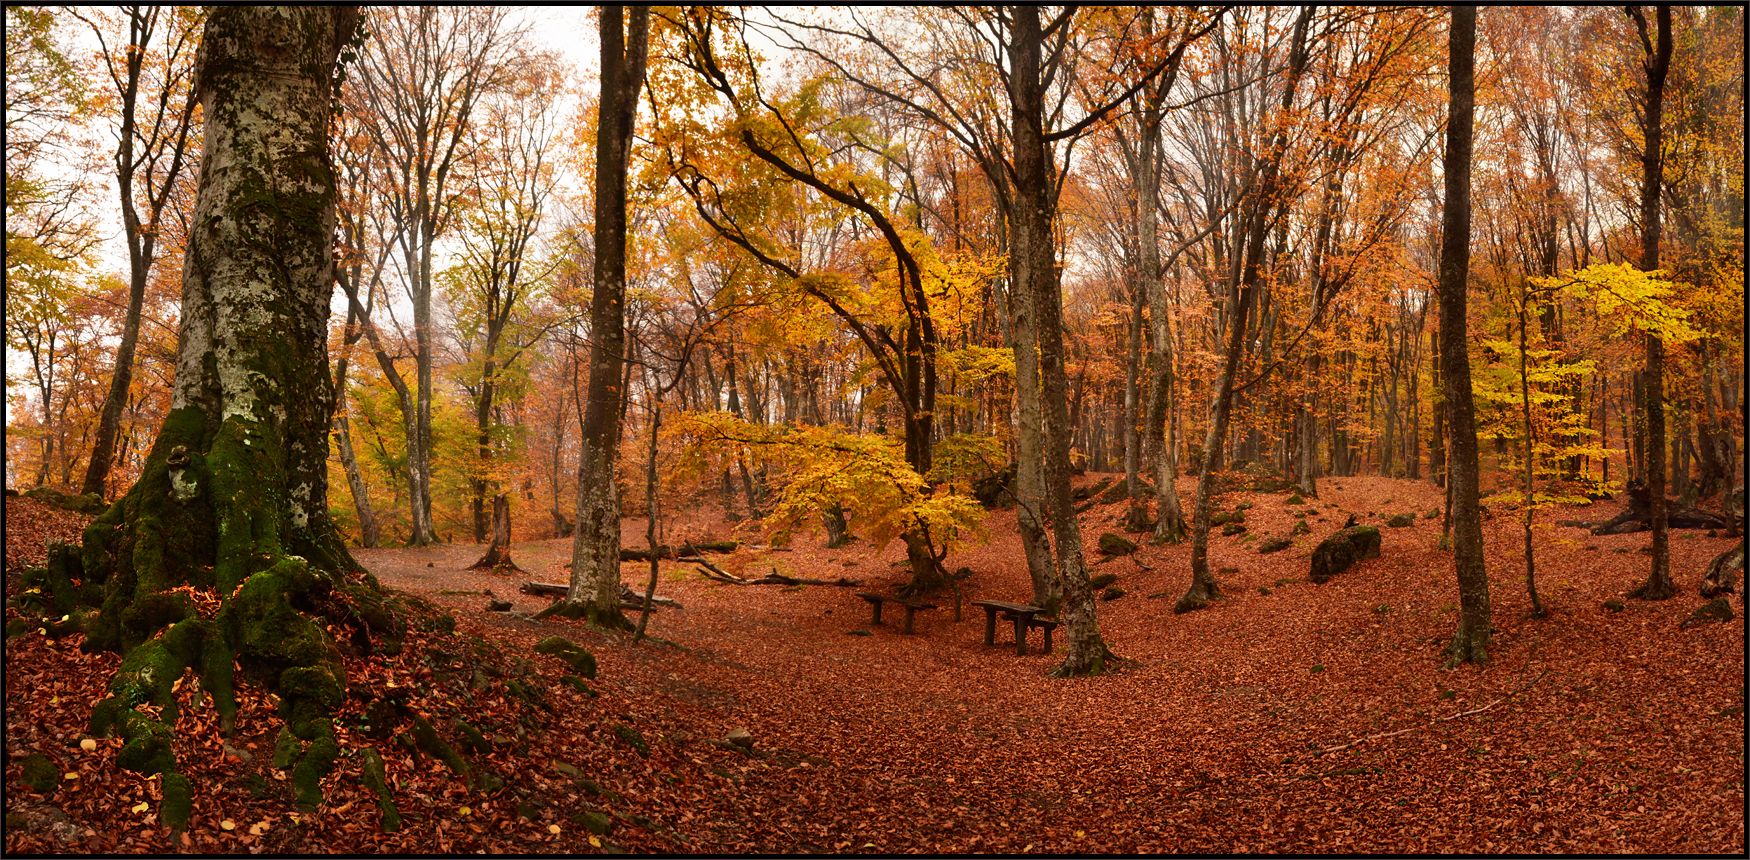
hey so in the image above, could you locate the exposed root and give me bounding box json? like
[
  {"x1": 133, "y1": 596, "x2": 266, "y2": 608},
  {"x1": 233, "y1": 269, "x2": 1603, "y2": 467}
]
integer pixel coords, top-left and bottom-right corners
[{"x1": 1173, "y1": 577, "x2": 1221, "y2": 615}]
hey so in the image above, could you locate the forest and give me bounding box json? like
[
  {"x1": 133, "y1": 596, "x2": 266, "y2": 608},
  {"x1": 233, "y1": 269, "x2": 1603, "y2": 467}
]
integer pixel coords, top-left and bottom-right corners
[{"x1": 3, "y1": 5, "x2": 1744, "y2": 855}]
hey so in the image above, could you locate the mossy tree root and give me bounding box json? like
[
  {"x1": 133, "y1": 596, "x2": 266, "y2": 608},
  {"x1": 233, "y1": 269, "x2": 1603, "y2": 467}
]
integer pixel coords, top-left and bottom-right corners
[{"x1": 59, "y1": 412, "x2": 399, "y2": 826}]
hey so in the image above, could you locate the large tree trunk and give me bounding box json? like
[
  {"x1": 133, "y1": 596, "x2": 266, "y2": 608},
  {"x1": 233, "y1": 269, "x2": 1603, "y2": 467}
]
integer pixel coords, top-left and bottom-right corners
[
  {"x1": 556, "y1": 5, "x2": 649, "y2": 629},
  {"x1": 30, "y1": 7, "x2": 385, "y2": 829},
  {"x1": 1628, "y1": 4, "x2": 1675, "y2": 601},
  {"x1": 1439, "y1": 6, "x2": 1491, "y2": 665},
  {"x1": 1009, "y1": 7, "x2": 1109, "y2": 676}
]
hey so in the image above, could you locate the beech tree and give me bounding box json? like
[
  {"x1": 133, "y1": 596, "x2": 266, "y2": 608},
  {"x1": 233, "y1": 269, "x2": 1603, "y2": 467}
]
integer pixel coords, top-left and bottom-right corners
[
  {"x1": 553, "y1": 4, "x2": 650, "y2": 627},
  {"x1": 1439, "y1": 4, "x2": 1491, "y2": 665},
  {"x1": 349, "y1": 6, "x2": 525, "y2": 545},
  {"x1": 23, "y1": 5, "x2": 394, "y2": 828},
  {"x1": 1626, "y1": 4, "x2": 1676, "y2": 601},
  {"x1": 74, "y1": 6, "x2": 202, "y2": 499}
]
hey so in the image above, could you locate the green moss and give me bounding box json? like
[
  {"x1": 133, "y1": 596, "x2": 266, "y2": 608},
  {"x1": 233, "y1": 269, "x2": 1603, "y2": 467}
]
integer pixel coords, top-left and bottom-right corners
[
  {"x1": 409, "y1": 715, "x2": 470, "y2": 780},
  {"x1": 358, "y1": 748, "x2": 400, "y2": 833},
  {"x1": 272, "y1": 727, "x2": 301, "y2": 768},
  {"x1": 506, "y1": 677, "x2": 550, "y2": 711},
  {"x1": 161, "y1": 773, "x2": 193, "y2": 831},
  {"x1": 578, "y1": 809, "x2": 614, "y2": 836},
  {"x1": 534, "y1": 636, "x2": 597, "y2": 679},
  {"x1": 452, "y1": 719, "x2": 491, "y2": 755},
  {"x1": 559, "y1": 675, "x2": 597, "y2": 698},
  {"x1": 4, "y1": 618, "x2": 31, "y2": 639},
  {"x1": 114, "y1": 709, "x2": 175, "y2": 775},
  {"x1": 20, "y1": 754, "x2": 59, "y2": 792},
  {"x1": 611, "y1": 724, "x2": 649, "y2": 757},
  {"x1": 289, "y1": 721, "x2": 338, "y2": 810}
]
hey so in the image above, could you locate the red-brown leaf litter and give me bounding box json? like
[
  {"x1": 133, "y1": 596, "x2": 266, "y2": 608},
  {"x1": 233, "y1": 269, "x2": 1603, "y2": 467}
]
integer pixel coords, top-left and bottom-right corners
[{"x1": 4, "y1": 477, "x2": 1744, "y2": 853}]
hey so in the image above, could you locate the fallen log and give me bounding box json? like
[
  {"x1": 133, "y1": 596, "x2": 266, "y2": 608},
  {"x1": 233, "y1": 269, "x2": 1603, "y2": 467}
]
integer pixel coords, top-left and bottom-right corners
[
  {"x1": 519, "y1": 581, "x2": 682, "y2": 609},
  {"x1": 1586, "y1": 480, "x2": 1731, "y2": 535},
  {"x1": 687, "y1": 558, "x2": 859, "y2": 587},
  {"x1": 618, "y1": 539, "x2": 739, "y2": 562}
]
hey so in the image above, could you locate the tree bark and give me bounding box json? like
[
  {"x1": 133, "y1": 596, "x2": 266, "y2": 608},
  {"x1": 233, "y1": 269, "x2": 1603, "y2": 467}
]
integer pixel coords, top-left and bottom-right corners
[
  {"x1": 1009, "y1": 6, "x2": 1109, "y2": 676},
  {"x1": 37, "y1": 6, "x2": 381, "y2": 826},
  {"x1": 82, "y1": 7, "x2": 200, "y2": 499},
  {"x1": 1179, "y1": 7, "x2": 1311, "y2": 614},
  {"x1": 1439, "y1": 5, "x2": 1491, "y2": 665},
  {"x1": 557, "y1": 5, "x2": 649, "y2": 629},
  {"x1": 1628, "y1": 4, "x2": 1675, "y2": 601}
]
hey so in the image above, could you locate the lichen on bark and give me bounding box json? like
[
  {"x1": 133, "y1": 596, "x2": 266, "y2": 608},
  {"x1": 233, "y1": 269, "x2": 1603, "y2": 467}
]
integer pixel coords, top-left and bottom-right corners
[{"x1": 6, "y1": 6, "x2": 387, "y2": 830}]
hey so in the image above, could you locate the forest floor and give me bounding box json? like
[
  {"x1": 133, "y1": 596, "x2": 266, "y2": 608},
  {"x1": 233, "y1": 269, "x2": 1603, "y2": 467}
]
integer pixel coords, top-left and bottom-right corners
[{"x1": 4, "y1": 475, "x2": 1744, "y2": 854}]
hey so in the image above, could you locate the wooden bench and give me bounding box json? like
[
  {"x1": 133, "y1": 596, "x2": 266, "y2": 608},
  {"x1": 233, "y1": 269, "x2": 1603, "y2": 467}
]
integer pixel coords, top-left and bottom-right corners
[
  {"x1": 970, "y1": 599, "x2": 1058, "y2": 656},
  {"x1": 854, "y1": 592, "x2": 937, "y2": 634}
]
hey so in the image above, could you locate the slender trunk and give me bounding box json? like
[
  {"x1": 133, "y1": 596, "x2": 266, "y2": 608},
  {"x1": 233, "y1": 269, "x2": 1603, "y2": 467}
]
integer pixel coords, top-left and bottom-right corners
[
  {"x1": 1440, "y1": 5, "x2": 1491, "y2": 665},
  {"x1": 558, "y1": 5, "x2": 649, "y2": 629},
  {"x1": 1519, "y1": 295, "x2": 1543, "y2": 616},
  {"x1": 1181, "y1": 7, "x2": 1312, "y2": 613},
  {"x1": 1629, "y1": 4, "x2": 1674, "y2": 600},
  {"x1": 333, "y1": 312, "x2": 380, "y2": 547}
]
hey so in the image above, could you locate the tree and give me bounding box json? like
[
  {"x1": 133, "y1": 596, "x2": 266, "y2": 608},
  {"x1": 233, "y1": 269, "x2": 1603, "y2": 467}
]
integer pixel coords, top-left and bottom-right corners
[
  {"x1": 1626, "y1": 4, "x2": 1676, "y2": 601},
  {"x1": 451, "y1": 58, "x2": 566, "y2": 570},
  {"x1": 1438, "y1": 5, "x2": 1491, "y2": 666},
  {"x1": 553, "y1": 4, "x2": 650, "y2": 628},
  {"x1": 73, "y1": 6, "x2": 203, "y2": 499},
  {"x1": 19, "y1": 6, "x2": 390, "y2": 828},
  {"x1": 350, "y1": 6, "x2": 525, "y2": 545},
  {"x1": 1176, "y1": 7, "x2": 1313, "y2": 615}
]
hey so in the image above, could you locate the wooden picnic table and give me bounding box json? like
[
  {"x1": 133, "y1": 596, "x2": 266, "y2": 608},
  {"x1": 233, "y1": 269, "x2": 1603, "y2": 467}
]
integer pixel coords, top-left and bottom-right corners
[
  {"x1": 970, "y1": 599, "x2": 1058, "y2": 655},
  {"x1": 854, "y1": 592, "x2": 937, "y2": 634}
]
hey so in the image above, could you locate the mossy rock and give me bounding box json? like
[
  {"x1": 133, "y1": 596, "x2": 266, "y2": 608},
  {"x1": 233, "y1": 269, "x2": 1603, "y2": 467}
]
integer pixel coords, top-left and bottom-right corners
[
  {"x1": 1220, "y1": 522, "x2": 1247, "y2": 536},
  {"x1": 1310, "y1": 525, "x2": 1381, "y2": 584},
  {"x1": 1235, "y1": 502, "x2": 1254, "y2": 511},
  {"x1": 1100, "y1": 586, "x2": 1127, "y2": 601},
  {"x1": 1680, "y1": 598, "x2": 1734, "y2": 629},
  {"x1": 22, "y1": 486, "x2": 107, "y2": 515},
  {"x1": 20, "y1": 753, "x2": 59, "y2": 792},
  {"x1": 1097, "y1": 533, "x2": 1137, "y2": 556},
  {"x1": 1291, "y1": 520, "x2": 1311, "y2": 536},
  {"x1": 1424, "y1": 509, "x2": 1441, "y2": 519},
  {"x1": 1257, "y1": 536, "x2": 1291, "y2": 554},
  {"x1": 1286, "y1": 494, "x2": 1305, "y2": 506},
  {"x1": 1088, "y1": 572, "x2": 1120, "y2": 591},
  {"x1": 408, "y1": 715, "x2": 470, "y2": 780},
  {"x1": 1386, "y1": 513, "x2": 1416, "y2": 528},
  {"x1": 533, "y1": 636, "x2": 597, "y2": 679},
  {"x1": 1602, "y1": 598, "x2": 1625, "y2": 613},
  {"x1": 611, "y1": 724, "x2": 649, "y2": 757}
]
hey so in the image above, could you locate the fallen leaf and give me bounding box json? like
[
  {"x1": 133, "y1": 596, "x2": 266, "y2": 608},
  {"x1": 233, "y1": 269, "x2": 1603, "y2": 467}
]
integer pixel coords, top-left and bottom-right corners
[{"x1": 220, "y1": 819, "x2": 235, "y2": 831}]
